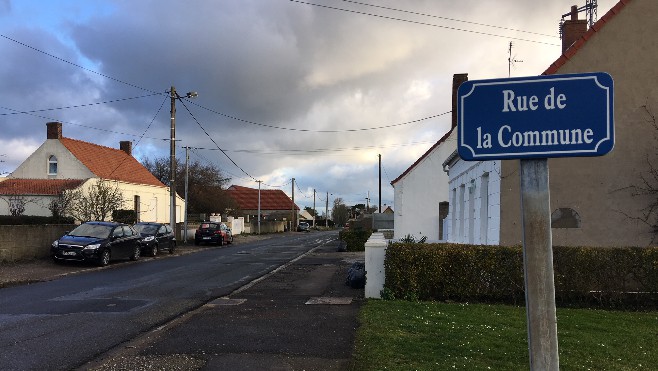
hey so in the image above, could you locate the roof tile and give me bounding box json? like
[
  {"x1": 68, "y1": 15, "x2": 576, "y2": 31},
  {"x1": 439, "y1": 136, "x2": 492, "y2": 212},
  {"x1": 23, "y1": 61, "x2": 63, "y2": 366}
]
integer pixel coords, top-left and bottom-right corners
[
  {"x1": 0, "y1": 178, "x2": 84, "y2": 195},
  {"x1": 227, "y1": 185, "x2": 299, "y2": 211},
  {"x1": 60, "y1": 138, "x2": 164, "y2": 187}
]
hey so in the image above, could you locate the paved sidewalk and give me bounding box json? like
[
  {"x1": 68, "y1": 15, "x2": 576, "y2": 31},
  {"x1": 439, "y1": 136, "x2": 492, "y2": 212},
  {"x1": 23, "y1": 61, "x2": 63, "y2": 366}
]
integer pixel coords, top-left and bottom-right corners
[{"x1": 83, "y1": 243, "x2": 365, "y2": 370}]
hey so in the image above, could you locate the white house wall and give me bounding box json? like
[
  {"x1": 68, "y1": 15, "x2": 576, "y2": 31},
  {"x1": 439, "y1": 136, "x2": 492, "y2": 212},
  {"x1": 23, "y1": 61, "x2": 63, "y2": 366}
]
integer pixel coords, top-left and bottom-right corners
[
  {"x1": 10, "y1": 139, "x2": 94, "y2": 179},
  {"x1": 445, "y1": 159, "x2": 501, "y2": 245},
  {"x1": 393, "y1": 130, "x2": 456, "y2": 242}
]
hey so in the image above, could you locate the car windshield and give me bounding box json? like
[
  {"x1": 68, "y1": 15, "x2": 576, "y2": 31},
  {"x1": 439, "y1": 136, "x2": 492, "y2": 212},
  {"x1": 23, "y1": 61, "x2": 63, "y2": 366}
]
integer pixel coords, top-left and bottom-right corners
[
  {"x1": 69, "y1": 223, "x2": 113, "y2": 238},
  {"x1": 134, "y1": 224, "x2": 159, "y2": 234}
]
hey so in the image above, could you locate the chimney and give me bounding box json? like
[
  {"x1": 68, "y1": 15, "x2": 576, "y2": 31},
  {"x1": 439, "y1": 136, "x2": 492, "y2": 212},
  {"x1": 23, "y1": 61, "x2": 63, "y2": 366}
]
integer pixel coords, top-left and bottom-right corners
[
  {"x1": 451, "y1": 73, "x2": 468, "y2": 129},
  {"x1": 46, "y1": 122, "x2": 62, "y2": 139},
  {"x1": 120, "y1": 141, "x2": 133, "y2": 156},
  {"x1": 562, "y1": 5, "x2": 588, "y2": 54}
]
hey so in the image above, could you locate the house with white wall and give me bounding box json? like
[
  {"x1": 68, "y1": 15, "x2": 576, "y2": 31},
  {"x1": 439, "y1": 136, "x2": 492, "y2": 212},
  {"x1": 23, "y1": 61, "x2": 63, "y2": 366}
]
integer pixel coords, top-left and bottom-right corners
[
  {"x1": 390, "y1": 74, "x2": 467, "y2": 242},
  {"x1": 445, "y1": 0, "x2": 658, "y2": 247},
  {"x1": 0, "y1": 122, "x2": 184, "y2": 223}
]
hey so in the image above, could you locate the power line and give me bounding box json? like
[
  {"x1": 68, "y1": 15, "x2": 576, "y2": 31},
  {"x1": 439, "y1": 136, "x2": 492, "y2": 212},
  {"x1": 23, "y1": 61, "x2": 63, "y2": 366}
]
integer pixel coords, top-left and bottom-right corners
[
  {"x1": 338, "y1": 0, "x2": 557, "y2": 38},
  {"x1": 190, "y1": 99, "x2": 450, "y2": 132},
  {"x1": 176, "y1": 97, "x2": 257, "y2": 182},
  {"x1": 0, "y1": 33, "x2": 162, "y2": 94},
  {"x1": 0, "y1": 93, "x2": 162, "y2": 116},
  {"x1": 289, "y1": 0, "x2": 560, "y2": 46}
]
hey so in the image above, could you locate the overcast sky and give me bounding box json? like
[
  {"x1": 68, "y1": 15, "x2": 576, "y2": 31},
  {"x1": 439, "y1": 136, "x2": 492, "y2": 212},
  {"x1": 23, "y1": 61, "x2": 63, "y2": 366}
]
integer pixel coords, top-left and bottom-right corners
[{"x1": 0, "y1": 0, "x2": 617, "y2": 214}]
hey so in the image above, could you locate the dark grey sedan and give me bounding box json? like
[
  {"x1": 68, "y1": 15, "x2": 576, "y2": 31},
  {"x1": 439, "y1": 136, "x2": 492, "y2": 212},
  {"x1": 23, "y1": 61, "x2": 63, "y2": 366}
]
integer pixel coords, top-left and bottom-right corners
[{"x1": 51, "y1": 221, "x2": 141, "y2": 266}]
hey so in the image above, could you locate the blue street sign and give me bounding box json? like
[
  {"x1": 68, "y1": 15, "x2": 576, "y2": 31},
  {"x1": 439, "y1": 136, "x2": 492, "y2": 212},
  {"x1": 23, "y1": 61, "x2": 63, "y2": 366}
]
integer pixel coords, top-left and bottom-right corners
[{"x1": 457, "y1": 72, "x2": 614, "y2": 161}]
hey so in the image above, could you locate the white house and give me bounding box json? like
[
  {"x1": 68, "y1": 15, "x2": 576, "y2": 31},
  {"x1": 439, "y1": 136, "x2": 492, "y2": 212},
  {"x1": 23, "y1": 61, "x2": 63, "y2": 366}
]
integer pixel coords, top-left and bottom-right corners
[
  {"x1": 0, "y1": 122, "x2": 184, "y2": 223},
  {"x1": 390, "y1": 74, "x2": 467, "y2": 242}
]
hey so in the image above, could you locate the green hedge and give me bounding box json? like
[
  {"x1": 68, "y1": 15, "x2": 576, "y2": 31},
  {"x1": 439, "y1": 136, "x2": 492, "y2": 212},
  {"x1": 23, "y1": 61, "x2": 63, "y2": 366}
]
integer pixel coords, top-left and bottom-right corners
[
  {"x1": 0, "y1": 215, "x2": 75, "y2": 225},
  {"x1": 339, "y1": 230, "x2": 373, "y2": 252},
  {"x1": 384, "y1": 243, "x2": 658, "y2": 309}
]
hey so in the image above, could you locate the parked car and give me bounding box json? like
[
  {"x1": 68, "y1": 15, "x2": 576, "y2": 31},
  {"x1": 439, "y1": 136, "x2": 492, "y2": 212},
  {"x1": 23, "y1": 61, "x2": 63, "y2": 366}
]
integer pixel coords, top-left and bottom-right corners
[
  {"x1": 194, "y1": 221, "x2": 233, "y2": 246},
  {"x1": 133, "y1": 222, "x2": 176, "y2": 256},
  {"x1": 297, "y1": 222, "x2": 310, "y2": 232},
  {"x1": 51, "y1": 221, "x2": 141, "y2": 266}
]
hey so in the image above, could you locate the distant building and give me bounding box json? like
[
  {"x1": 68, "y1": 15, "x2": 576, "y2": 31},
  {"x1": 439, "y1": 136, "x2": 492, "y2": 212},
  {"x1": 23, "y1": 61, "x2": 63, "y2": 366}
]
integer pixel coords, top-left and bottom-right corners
[
  {"x1": 0, "y1": 122, "x2": 184, "y2": 223},
  {"x1": 226, "y1": 185, "x2": 299, "y2": 223}
]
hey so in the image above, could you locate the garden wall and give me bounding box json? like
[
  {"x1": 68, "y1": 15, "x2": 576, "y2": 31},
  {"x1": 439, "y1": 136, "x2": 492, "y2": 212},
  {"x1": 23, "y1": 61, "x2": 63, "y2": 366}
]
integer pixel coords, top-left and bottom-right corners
[{"x1": 0, "y1": 225, "x2": 74, "y2": 263}]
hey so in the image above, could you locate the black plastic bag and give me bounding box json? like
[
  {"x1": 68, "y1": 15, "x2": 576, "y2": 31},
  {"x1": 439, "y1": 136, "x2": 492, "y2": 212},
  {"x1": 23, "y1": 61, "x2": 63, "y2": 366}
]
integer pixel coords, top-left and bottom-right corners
[{"x1": 346, "y1": 262, "x2": 365, "y2": 289}]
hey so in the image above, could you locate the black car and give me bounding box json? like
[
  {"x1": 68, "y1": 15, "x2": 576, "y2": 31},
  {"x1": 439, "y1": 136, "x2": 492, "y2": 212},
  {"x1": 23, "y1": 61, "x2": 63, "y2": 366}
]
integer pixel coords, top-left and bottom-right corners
[
  {"x1": 134, "y1": 222, "x2": 176, "y2": 256},
  {"x1": 51, "y1": 221, "x2": 142, "y2": 266},
  {"x1": 194, "y1": 221, "x2": 233, "y2": 246}
]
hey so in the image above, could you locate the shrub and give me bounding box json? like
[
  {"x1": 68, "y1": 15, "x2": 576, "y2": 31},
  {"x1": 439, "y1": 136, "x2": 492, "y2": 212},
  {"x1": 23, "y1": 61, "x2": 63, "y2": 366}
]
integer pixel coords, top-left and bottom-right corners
[
  {"x1": 0, "y1": 215, "x2": 75, "y2": 225},
  {"x1": 384, "y1": 243, "x2": 658, "y2": 309},
  {"x1": 112, "y1": 209, "x2": 137, "y2": 224},
  {"x1": 338, "y1": 229, "x2": 372, "y2": 252}
]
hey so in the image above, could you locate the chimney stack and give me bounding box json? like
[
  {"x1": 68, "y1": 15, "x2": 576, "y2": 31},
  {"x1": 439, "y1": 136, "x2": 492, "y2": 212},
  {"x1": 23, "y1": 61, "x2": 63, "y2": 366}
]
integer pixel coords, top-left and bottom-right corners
[
  {"x1": 46, "y1": 122, "x2": 63, "y2": 139},
  {"x1": 561, "y1": 5, "x2": 588, "y2": 54},
  {"x1": 451, "y1": 73, "x2": 468, "y2": 129},
  {"x1": 120, "y1": 141, "x2": 133, "y2": 156}
]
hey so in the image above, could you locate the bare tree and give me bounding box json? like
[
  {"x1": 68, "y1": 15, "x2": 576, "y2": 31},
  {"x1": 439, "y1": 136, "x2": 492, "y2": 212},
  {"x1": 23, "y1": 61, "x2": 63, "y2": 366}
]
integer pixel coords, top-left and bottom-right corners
[
  {"x1": 66, "y1": 179, "x2": 125, "y2": 222},
  {"x1": 619, "y1": 104, "x2": 658, "y2": 243}
]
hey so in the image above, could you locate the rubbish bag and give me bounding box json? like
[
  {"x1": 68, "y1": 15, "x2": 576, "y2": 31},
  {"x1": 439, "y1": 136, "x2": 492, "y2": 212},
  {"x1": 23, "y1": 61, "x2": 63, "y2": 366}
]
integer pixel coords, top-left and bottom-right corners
[
  {"x1": 336, "y1": 240, "x2": 347, "y2": 252},
  {"x1": 346, "y1": 262, "x2": 366, "y2": 289}
]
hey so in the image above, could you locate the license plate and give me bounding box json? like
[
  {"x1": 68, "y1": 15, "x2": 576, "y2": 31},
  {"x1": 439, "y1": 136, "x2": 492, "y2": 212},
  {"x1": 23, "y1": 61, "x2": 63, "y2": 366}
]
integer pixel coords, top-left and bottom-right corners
[
  {"x1": 62, "y1": 251, "x2": 77, "y2": 256},
  {"x1": 203, "y1": 237, "x2": 211, "y2": 240}
]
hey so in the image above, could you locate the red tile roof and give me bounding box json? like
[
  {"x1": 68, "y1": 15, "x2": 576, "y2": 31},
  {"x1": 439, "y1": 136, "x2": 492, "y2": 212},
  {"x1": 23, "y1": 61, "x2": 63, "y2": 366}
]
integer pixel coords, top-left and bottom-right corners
[
  {"x1": 227, "y1": 185, "x2": 299, "y2": 211},
  {"x1": 390, "y1": 128, "x2": 454, "y2": 185},
  {"x1": 0, "y1": 178, "x2": 84, "y2": 195},
  {"x1": 60, "y1": 137, "x2": 165, "y2": 187},
  {"x1": 543, "y1": 0, "x2": 631, "y2": 75}
]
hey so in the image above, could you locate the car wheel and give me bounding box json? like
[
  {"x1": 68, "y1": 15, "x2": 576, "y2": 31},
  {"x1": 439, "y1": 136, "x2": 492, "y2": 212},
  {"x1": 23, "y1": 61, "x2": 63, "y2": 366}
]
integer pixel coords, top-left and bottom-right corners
[
  {"x1": 194, "y1": 239, "x2": 200, "y2": 246},
  {"x1": 218, "y1": 236, "x2": 224, "y2": 246},
  {"x1": 228, "y1": 235, "x2": 233, "y2": 244},
  {"x1": 149, "y1": 244, "x2": 158, "y2": 257},
  {"x1": 99, "y1": 250, "x2": 110, "y2": 267},
  {"x1": 131, "y1": 245, "x2": 141, "y2": 261},
  {"x1": 169, "y1": 241, "x2": 176, "y2": 254}
]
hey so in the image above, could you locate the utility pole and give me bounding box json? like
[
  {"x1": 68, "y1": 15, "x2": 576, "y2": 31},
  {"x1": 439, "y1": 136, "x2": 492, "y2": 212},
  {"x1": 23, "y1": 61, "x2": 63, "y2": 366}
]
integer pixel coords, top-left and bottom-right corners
[
  {"x1": 169, "y1": 86, "x2": 177, "y2": 234},
  {"x1": 257, "y1": 180, "x2": 262, "y2": 235},
  {"x1": 184, "y1": 146, "x2": 189, "y2": 243},
  {"x1": 378, "y1": 154, "x2": 382, "y2": 213},
  {"x1": 291, "y1": 178, "x2": 295, "y2": 231},
  {"x1": 168, "y1": 87, "x2": 198, "y2": 237},
  {"x1": 366, "y1": 191, "x2": 370, "y2": 213},
  {"x1": 313, "y1": 189, "x2": 316, "y2": 228},
  {"x1": 325, "y1": 192, "x2": 329, "y2": 228}
]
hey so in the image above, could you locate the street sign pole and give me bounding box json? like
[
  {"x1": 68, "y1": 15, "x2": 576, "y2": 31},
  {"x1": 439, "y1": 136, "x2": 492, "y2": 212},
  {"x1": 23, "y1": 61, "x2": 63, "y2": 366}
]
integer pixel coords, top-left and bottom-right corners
[{"x1": 520, "y1": 158, "x2": 559, "y2": 371}]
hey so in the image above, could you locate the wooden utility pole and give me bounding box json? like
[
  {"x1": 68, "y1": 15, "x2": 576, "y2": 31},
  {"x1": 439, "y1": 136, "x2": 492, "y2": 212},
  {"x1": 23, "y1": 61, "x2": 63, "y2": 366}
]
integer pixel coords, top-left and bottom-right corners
[
  {"x1": 291, "y1": 178, "x2": 295, "y2": 230},
  {"x1": 169, "y1": 86, "x2": 177, "y2": 233}
]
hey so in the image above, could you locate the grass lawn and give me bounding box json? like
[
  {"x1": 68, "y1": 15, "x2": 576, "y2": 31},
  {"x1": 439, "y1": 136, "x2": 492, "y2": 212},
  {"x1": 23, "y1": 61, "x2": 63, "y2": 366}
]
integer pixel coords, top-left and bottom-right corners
[{"x1": 352, "y1": 300, "x2": 657, "y2": 370}]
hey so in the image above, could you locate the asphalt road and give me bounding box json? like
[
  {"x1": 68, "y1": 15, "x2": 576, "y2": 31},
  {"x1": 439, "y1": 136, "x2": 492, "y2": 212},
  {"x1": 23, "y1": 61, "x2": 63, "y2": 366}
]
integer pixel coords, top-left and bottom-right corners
[{"x1": 0, "y1": 231, "x2": 339, "y2": 370}]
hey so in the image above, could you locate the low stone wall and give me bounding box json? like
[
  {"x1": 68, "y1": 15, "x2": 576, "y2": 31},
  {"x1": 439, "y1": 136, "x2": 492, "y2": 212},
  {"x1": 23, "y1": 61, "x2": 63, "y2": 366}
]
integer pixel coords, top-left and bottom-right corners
[{"x1": 0, "y1": 225, "x2": 75, "y2": 263}]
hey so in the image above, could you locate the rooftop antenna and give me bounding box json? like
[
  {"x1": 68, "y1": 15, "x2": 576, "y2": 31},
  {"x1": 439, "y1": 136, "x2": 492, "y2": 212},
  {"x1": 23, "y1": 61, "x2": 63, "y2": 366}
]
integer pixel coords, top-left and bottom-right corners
[
  {"x1": 559, "y1": 0, "x2": 598, "y2": 38},
  {"x1": 508, "y1": 41, "x2": 523, "y2": 78}
]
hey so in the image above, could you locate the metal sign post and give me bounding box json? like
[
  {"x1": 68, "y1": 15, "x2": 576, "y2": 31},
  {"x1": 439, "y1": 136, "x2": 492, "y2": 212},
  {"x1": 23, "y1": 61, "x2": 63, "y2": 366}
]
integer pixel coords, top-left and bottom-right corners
[
  {"x1": 457, "y1": 72, "x2": 614, "y2": 371},
  {"x1": 520, "y1": 158, "x2": 558, "y2": 370}
]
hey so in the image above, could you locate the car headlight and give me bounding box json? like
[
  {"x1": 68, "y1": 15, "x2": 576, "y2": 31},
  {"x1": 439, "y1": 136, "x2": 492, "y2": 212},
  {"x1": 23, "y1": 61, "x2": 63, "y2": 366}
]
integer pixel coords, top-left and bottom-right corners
[
  {"x1": 52, "y1": 240, "x2": 59, "y2": 248},
  {"x1": 83, "y1": 243, "x2": 101, "y2": 251},
  {"x1": 143, "y1": 236, "x2": 155, "y2": 242}
]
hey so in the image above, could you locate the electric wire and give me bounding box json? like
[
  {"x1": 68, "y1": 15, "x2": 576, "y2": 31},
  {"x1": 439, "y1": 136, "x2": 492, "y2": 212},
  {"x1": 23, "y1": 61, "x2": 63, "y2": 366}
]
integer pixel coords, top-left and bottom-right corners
[
  {"x1": 176, "y1": 97, "x2": 257, "y2": 182},
  {"x1": 338, "y1": 0, "x2": 557, "y2": 38},
  {"x1": 0, "y1": 33, "x2": 162, "y2": 94},
  {"x1": 289, "y1": 0, "x2": 560, "y2": 46},
  {"x1": 189, "y1": 99, "x2": 450, "y2": 132},
  {"x1": 0, "y1": 93, "x2": 162, "y2": 116}
]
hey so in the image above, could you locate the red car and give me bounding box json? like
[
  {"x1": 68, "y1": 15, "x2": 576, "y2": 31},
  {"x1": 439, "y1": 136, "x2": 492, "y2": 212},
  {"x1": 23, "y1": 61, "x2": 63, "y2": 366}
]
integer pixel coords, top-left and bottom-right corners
[{"x1": 194, "y1": 221, "x2": 233, "y2": 246}]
